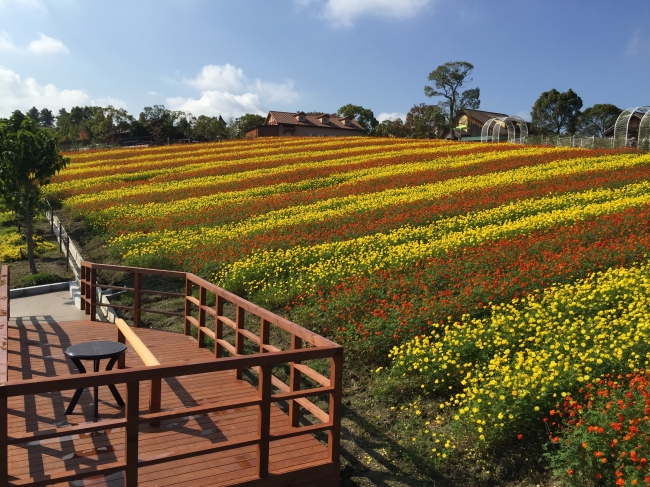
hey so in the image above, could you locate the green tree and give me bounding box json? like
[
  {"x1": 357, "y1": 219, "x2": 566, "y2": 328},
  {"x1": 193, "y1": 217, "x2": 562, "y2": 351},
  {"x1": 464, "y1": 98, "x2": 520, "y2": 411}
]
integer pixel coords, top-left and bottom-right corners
[
  {"x1": 336, "y1": 104, "x2": 378, "y2": 134},
  {"x1": 26, "y1": 106, "x2": 40, "y2": 124},
  {"x1": 194, "y1": 115, "x2": 227, "y2": 141},
  {"x1": 531, "y1": 88, "x2": 583, "y2": 135},
  {"x1": 424, "y1": 61, "x2": 480, "y2": 139},
  {"x1": 374, "y1": 118, "x2": 408, "y2": 138},
  {"x1": 575, "y1": 103, "x2": 621, "y2": 137},
  {"x1": 39, "y1": 108, "x2": 55, "y2": 127},
  {"x1": 405, "y1": 103, "x2": 446, "y2": 138},
  {"x1": 0, "y1": 111, "x2": 68, "y2": 273},
  {"x1": 229, "y1": 113, "x2": 265, "y2": 139}
]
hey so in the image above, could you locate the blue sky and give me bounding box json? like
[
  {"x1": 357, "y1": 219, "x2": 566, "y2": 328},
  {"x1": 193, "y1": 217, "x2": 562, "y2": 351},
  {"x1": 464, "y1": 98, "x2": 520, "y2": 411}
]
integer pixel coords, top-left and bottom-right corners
[{"x1": 1, "y1": 0, "x2": 649, "y2": 122}]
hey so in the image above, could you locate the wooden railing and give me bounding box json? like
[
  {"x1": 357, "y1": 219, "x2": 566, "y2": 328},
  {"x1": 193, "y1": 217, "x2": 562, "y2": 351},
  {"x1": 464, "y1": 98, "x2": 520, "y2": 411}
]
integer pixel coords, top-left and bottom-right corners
[
  {"x1": 0, "y1": 346, "x2": 342, "y2": 486},
  {"x1": 0, "y1": 266, "x2": 8, "y2": 387},
  {"x1": 0, "y1": 261, "x2": 343, "y2": 486}
]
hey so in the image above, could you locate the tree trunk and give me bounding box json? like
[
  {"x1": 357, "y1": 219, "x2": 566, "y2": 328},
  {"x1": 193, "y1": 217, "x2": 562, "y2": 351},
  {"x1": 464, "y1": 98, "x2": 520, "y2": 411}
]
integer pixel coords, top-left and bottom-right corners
[{"x1": 24, "y1": 204, "x2": 38, "y2": 274}]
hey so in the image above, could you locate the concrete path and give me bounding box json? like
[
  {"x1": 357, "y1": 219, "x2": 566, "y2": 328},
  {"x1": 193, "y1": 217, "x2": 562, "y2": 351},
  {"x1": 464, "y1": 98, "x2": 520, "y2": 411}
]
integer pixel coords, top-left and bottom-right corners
[{"x1": 9, "y1": 290, "x2": 88, "y2": 323}]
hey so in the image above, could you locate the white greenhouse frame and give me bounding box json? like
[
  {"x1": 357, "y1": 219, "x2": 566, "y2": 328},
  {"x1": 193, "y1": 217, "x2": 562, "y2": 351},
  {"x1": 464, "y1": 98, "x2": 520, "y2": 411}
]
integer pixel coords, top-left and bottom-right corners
[
  {"x1": 480, "y1": 116, "x2": 529, "y2": 143},
  {"x1": 613, "y1": 106, "x2": 650, "y2": 148}
]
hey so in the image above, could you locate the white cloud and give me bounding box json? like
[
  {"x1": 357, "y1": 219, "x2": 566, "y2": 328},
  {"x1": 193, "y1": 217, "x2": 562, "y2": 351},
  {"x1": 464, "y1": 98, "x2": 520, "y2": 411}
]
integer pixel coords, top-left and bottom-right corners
[
  {"x1": 626, "y1": 29, "x2": 650, "y2": 56},
  {"x1": 0, "y1": 0, "x2": 47, "y2": 12},
  {"x1": 0, "y1": 65, "x2": 126, "y2": 117},
  {"x1": 147, "y1": 90, "x2": 158, "y2": 96},
  {"x1": 167, "y1": 63, "x2": 300, "y2": 119},
  {"x1": 28, "y1": 33, "x2": 69, "y2": 54},
  {"x1": 304, "y1": 0, "x2": 432, "y2": 27},
  {"x1": 0, "y1": 31, "x2": 16, "y2": 51},
  {"x1": 377, "y1": 112, "x2": 407, "y2": 122}
]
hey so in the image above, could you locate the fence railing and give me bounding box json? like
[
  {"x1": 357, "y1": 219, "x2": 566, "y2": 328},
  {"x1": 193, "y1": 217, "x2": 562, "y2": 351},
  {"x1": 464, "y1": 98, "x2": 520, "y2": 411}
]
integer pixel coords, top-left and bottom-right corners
[
  {"x1": 0, "y1": 266, "x2": 8, "y2": 387},
  {"x1": 0, "y1": 261, "x2": 343, "y2": 486},
  {"x1": 43, "y1": 200, "x2": 83, "y2": 279}
]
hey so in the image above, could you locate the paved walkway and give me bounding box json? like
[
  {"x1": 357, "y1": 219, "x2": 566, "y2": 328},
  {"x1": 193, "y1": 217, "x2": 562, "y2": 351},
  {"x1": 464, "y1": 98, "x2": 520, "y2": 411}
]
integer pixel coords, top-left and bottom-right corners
[{"x1": 9, "y1": 289, "x2": 87, "y2": 323}]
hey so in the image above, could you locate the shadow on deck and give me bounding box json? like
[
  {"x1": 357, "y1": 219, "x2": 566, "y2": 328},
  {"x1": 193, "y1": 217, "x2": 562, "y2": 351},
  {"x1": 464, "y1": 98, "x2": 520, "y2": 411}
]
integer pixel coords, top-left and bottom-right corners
[{"x1": 0, "y1": 265, "x2": 342, "y2": 486}]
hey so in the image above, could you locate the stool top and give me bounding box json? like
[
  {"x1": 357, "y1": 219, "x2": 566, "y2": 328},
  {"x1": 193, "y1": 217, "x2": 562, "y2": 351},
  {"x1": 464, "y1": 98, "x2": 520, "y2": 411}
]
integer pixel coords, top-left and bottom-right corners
[{"x1": 65, "y1": 341, "x2": 127, "y2": 360}]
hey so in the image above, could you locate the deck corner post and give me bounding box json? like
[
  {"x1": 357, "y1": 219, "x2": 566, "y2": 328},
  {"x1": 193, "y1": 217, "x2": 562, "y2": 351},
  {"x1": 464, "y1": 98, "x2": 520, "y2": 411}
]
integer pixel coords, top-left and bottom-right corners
[
  {"x1": 133, "y1": 272, "x2": 142, "y2": 328},
  {"x1": 215, "y1": 295, "x2": 224, "y2": 358},
  {"x1": 90, "y1": 267, "x2": 97, "y2": 322},
  {"x1": 289, "y1": 335, "x2": 303, "y2": 427},
  {"x1": 257, "y1": 364, "x2": 272, "y2": 478},
  {"x1": 0, "y1": 395, "x2": 7, "y2": 483},
  {"x1": 125, "y1": 380, "x2": 140, "y2": 486},
  {"x1": 80, "y1": 264, "x2": 87, "y2": 312},
  {"x1": 328, "y1": 349, "x2": 343, "y2": 463}
]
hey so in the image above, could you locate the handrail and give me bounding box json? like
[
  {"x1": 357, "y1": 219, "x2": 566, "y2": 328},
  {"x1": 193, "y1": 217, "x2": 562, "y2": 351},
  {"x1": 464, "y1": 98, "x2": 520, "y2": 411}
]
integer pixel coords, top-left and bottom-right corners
[
  {"x1": 0, "y1": 266, "x2": 8, "y2": 387},
  {"x1": 0, "y1": 345, "x2": 342, "y2": 486},
  {"x1": 115, "y1": 318, "x2": 160, "y2": 366}
]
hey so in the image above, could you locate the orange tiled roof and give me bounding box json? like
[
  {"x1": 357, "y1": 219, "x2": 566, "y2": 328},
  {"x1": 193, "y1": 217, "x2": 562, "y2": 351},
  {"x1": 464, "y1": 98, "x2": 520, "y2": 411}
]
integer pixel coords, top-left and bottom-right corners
[{"x1": 266, "y1": 111, "x2": 365, "y2": 131}]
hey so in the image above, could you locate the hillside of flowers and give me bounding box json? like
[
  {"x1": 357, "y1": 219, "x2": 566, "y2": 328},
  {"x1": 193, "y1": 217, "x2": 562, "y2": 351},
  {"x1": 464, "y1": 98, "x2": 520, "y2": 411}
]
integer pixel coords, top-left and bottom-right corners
[{"x1": 49, "y1": 138, "x2": 650, "y2": 482}]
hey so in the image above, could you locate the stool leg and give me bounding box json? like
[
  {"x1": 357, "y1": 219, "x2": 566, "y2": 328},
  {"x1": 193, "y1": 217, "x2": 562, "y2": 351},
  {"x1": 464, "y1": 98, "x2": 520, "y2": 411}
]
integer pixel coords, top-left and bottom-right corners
[
  {"x1": 105, "y1": 354, "x2": 125, "y2": 407},
  {"x1": 66, "y1": 357, "x2": 87, "y2": 416},
  {"x1": 94, "y1": 359, "x2": 100, "y2": 419}
]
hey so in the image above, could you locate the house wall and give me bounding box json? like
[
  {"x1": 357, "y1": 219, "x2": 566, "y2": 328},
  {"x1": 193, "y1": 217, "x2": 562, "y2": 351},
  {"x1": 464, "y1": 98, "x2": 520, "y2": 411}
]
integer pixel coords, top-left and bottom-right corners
[{"x1": 278, "y1": 125, "x2": 362, "y2": 137}]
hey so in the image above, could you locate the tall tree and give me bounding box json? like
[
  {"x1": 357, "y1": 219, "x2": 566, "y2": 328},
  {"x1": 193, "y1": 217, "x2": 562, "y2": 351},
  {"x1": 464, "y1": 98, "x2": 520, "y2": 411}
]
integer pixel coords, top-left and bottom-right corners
[
  {"x1": 531, "y1": 88, "x2": 583, "y2": 135},
  {"x1": 424, "y1": 61, "x2": 480, "y2": 139},
  {"x1": 0, "y1": 111, "x2": 68, "y2": 273},
  {"x1": 38, "y1": 108, "x2": 55, "y2": 127},
  {"x1": 194, "y1": 115, "x2": 227, "y2": 141},
  {"x1": 26, "y1": 106, "x2": 40, "y2": 124},
  {"x1": 336, "y1": 104, "x2": 378, "y2": 134},
  {"x1": 229, "y1": 113, "x2": 265, "y2": 139},
  {"x1": 575, "y1": 103, "x2": 621, "y2": 137},
  {"x1": 405, "y1": 103, "x2": 446, "y2": 138}
]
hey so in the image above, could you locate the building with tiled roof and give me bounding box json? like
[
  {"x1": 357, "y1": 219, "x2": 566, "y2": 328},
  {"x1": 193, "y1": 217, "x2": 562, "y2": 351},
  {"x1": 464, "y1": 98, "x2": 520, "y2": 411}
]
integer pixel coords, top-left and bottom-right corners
[{"x1": 245, "y1": 111, "x2": 365, "y2": 138}]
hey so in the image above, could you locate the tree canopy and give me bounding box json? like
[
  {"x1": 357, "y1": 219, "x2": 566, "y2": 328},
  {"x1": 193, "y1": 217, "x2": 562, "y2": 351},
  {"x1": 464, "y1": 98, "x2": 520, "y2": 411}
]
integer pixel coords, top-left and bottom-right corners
[
  {"x1": 405, "y1": 103, "x2": 446, "y2": 139},
  {"x1": 424, "y1": 61, "x2": 480, "y2": 138},
  {"x1": 337, "y1": 104, "x2": 378, "y2": 134},
  {"x1": 0, "y1": 111, "x2": 67, "y2": 273},
  {"x1": 575, "y1": 103, "x2": 621, "y2": 137},
  {"x1": 531, "y1": 88, "x2": 583, "y2": 135}
]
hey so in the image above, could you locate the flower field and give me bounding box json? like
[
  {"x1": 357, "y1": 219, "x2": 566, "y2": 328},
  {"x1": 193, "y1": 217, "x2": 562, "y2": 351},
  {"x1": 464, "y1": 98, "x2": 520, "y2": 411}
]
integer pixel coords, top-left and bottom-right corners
[{"x1": 50, "y1": 138, "x2": 650, "y2": 481}]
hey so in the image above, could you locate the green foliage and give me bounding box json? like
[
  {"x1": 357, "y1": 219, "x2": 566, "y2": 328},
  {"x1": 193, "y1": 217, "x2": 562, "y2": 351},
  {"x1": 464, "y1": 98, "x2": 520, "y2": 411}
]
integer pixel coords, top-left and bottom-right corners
[
  {"x1": 337, "y1": 104, "x2": 379, "y2": 134},
  {"x1": 424, "y1": 61, "x2": 480, "y2": 135},
  {"x1": 531, "y1": 88, "x2": 583, "y2": 136},
  {"x1": 405, "y1": 104, "x2": 446, "y2": 139},
  {"x1": 373, "y1": 118, "x2": 408, "y2": 138},
  {"x1": 16, "y1": 272, "x2": 66, "y2": 287},
  {"x1": 229, "y1": 113, "x2": 266, "y2": 138},
  {"x1": 0, "y1": 112, "x2": 67, "y2": 272},
  {"x1": 193, "y1": 115, "x2": 227, "y2": 141},
  {"x1": 576, "y1": 104, "x2": 621, "y2": 137}
]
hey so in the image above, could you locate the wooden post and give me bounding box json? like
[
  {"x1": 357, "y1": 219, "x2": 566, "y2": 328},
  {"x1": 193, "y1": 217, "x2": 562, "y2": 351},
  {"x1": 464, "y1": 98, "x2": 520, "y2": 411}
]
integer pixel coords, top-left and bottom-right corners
[
  {"x1": 289, "y1": 335, "x2": 302, "y2": 427},
  {"x1": 49, "y1": 209, "x2": 54, "y2": 234},
  {"x1": 183, "y1": 278, "x2": 192, "y2": 336},
  {"x1": 133, "y1": 273, "x2": 142, "y2": 328},
  {"x1": 80, "y1": 265, "x2": 86, "y2": 312},
  {"x1": 0, "y1": 396, "x2": 7, "y2": 483},
  {"x1": 257, "y1": 364, "x2": 272, "y2": 478},
  {"x1": 125, "y1": 380, "x2": 140, "y2": 486},
  {"x1": 149, "y1": 378, "x2": 161, "y2": 427},
  {"x1": 58, "y1": 221, "x2": 62, "y2": 252},
  {"x1": 90, "y1": 267, "x2": 97, "y2": 322},
  {"x1": 328, "y1": 350, "x2": 343, "y2": 463},
  {"x1": 215, "y1": 296, "x2": 224, "y2": 358},
  {"x1": 197, "y1": 286, "x2": 206, "y2": 348},
  {"x1": 117, "y1": 328, "x2": 126, "y2": 369},
  {"x1": 259, "y1": 318, "x2": 270, "y2": 354},
  {"x1": 234, "y1": 305, "x2": 245, "y2": 379}
]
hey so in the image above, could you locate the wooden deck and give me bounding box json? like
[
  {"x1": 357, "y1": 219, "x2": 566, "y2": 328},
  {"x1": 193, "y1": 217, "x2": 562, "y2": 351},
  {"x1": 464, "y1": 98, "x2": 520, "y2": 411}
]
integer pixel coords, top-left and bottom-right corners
[
  {"x1": 6, "y1": 318, "x2": 336, "y2": 486},
  {"x1": 1, "y1": 264, "x2": 342, "y2": 486}
]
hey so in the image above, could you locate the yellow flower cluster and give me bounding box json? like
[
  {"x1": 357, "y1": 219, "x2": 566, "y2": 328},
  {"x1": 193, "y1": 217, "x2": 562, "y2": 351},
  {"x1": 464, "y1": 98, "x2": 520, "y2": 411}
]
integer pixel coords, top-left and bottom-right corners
[
  {"x1": 218, "y1": 174, "x2": 650, "y2": 298},
  {"x1": 87, "y1": 146, "x2": 552, "y2": 227},
  {"x1": 115, "y1": 150, "x2": 647, "y2": 262},
  {"x1": 0, "y1": 232, "x2": 56, "y2": 262},
  {"x1": 385, "y1": 260, "x2": 650, "y2": 443}
]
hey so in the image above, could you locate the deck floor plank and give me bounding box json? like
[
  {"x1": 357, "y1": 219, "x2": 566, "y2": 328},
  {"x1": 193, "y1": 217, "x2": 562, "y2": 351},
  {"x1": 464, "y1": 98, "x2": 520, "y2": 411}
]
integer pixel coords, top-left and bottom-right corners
[{"x1": 6, "y1": 318, "x2": 333, "y2": 486}]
